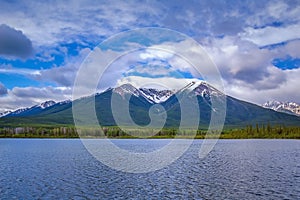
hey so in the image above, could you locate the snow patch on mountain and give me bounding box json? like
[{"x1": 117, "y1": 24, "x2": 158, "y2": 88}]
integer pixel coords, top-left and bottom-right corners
[
  {"x1": 139, "y1": 88, "x2": 174, "y2": 103},
  {"x1": 113, "y1": 84, "x2": 174, "y2": 103}
]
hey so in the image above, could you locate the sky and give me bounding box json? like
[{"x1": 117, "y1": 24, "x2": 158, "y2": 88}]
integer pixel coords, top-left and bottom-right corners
[{"x1": 0, "y1": 0, "x2": 300, "y2": 112}]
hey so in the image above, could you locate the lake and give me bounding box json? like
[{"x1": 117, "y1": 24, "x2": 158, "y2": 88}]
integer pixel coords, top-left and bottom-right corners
[{"x1": 0, "y1": 139, "x2": 299, "y2": 199}]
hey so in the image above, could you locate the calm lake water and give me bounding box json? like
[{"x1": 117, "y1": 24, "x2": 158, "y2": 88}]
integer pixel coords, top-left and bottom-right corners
[{"x1": 0, "y1": 139, "x2": 299, "y2": 199}]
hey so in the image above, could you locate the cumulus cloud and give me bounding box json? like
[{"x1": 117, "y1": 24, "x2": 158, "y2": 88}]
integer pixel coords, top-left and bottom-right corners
[
  {"x1": 148, "y1": 39, "x2": 222, "y2": 87},
  {"x1": 0, "y1": 86, "x2": 72, "y2": 112},
  {"x1": 0, "y1": 24, "x2": 33, "y2": 58},
  {"x1": 202, "y1": 36, "x2": 288, "y2": 89},
  {"x1": 0, "y1": 0, "x2": 166, "y2": 47},
  {"x1": 11, "y1": 86, "x2": 72, "y2": 100},
  {"x1": 117, "y1": 76, "x2": 200, "y2": 90},
  {"x1": 33, "y1": 48, "x2": 91, "y2": 87},
  {"x1": 224, "y1": 68, "x2": 300, "y2": 105}
]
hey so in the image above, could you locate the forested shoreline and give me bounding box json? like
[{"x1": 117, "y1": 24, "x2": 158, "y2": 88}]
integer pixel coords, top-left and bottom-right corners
[{"x1": 0, "y1": 124, "x2": 299, "y2": 139}]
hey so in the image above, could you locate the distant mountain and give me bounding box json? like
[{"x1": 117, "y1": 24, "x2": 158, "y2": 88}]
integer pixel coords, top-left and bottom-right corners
[
  {"x1": 0, "y1": 100, "x2": 70, "y2": 118},
  {"x1": 1, "y1": 82, "x2": 300, "y2": 128},
  {"x1": 0, "y1": 110, "x2": 11, "y2": 118},
  {"x1": 262, "y1": 101, "x2": 300, "y2": 116}
]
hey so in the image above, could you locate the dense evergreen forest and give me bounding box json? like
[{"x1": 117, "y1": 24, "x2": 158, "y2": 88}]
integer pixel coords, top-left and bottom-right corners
[{"x1": 0, "y1": 124, "x2": 299, "y2": 139}]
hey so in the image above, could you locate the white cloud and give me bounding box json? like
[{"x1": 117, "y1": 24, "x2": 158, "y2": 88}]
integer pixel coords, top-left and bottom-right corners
[
  {"x1": 203, "y1": 36, "x2": 278, "y2": 86},
  {"x1": 148, "y1": 39, "x2": 223, "y2": 87},
  {"x1": 240, "y1": 24, "x2": 300, "y2": 46},
  {"x1": 276, "y1": 40, "x2": 300, "y2": 58},
  {"x1": 32, "y1": 48, "x2": 91, "y2": 86},
  {"x1": 245, "y1": 0, "x2": 300, "y2": 28},
  {"x1": 0, "y1": 86, "x2": 72, "y2": 112},
  {"x1": 125, "y1": 64, "x2": 171, "y2": 77},
  {"x1": 73, "y1": 47, "x2": 123, "y2": 98},
  {"x1": 139, "y1": 48, "x2": 173, "y2": 60},
  {"x1": 0, "y1": 65, "x2": 41, "y2": 76},
  {"x1": 267, "y1": 1, "x2": 289, "y2": 19},
  {"x1": 117, "y1": 76, "x2": 200, "y2": 90},
  {"x1": 12, "y1": 86, "x2": 71, "y2": 99},
  {"x1": 224, "y1": 67, "x2": 300, "y2": 105},
  {"x1": 0, "y1": 0, "x2": 166, "y2": 47}
]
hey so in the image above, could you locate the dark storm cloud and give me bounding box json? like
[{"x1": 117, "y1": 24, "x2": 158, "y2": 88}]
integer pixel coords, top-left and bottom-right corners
[
  {"x1": 0, "y1": 82, "x2": 8, "y2": 96},
  {"x1": 0, "y1": 24, "x2": 33, "y2": 59}
]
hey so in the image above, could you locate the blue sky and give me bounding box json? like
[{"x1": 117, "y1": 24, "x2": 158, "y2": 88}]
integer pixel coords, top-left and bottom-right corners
[{"x1": 0, "y1": 0, "x2": 300, "y2": 111}]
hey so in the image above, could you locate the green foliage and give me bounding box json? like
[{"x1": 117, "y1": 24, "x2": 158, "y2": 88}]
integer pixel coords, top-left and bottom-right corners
[
  {"x1": 0, "y1": 126, "x2": 78, "y2": 138},
  {"x1": 220, "y1": 124, "x2": 300, "y2": 139},
  {"x1": 0, "y1": 124, "x2": 299, "y2": 139}
]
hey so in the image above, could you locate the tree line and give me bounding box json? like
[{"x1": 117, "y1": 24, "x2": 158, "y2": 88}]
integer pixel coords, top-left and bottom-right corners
[
  {"x1": 221, "y1": 124, "x2": 300, "y2": 139},
  {"x1": 0, "y1": 127, "x2": 78, "y2": 138},
  {"x1": 0, "y1": 124, "x2": 299, "y2": 139}
]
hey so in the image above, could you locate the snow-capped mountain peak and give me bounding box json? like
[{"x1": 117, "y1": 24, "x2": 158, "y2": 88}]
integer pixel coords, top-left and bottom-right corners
[
  {"x1": 178, "y1": 81, "x2": 224, "y2": 97},
  {"x1": 113, "y1": 84, "x2": 174, "y2": 103},
  {"x1": 178, "y1": 81, "x2": 202, "y2": 92},
  {"x1": 262, "y1": 101, "x2": 300, "y2": 116},
  {"x1": 194, "y1": 82, "x2": 222, "y2": 96},
  {"x1": 113, "y1": 82, "x2": 224, "y2": 103},
  {"x1": 113, "y1": 84, "x2": 141, "y2": 97},
  {"x1": 40, "y1": 100, "x2": 56, "y2": 109}
]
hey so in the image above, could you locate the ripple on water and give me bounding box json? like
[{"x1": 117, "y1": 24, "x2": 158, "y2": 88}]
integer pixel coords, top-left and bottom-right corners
[{"x1": 0, "y1": 139, "x2": 299, "y2": 199}]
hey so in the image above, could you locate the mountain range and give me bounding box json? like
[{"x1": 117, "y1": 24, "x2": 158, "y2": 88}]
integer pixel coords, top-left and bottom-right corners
[
  {"x1": 0, "y1": 81, "x2": 300, "y2": 128},
  {"x1": 0, "y1": 100, "x2": 71, "y2": 118},
  {"x1": 262, "y1": 101, "x2": 300, "y2": 116}
]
